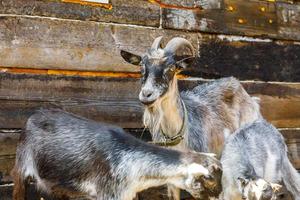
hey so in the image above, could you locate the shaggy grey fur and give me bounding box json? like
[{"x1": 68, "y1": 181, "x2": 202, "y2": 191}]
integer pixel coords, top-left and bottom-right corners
[
  {"x1": 121, "y1": 37, "x2": 261, "y2": 199},
  {"x1": 221, "y1": 119, "x2": 300, "y2": 200},
  {"x1": 12, "y1": 109, "x2": 222, "y2": 200}
]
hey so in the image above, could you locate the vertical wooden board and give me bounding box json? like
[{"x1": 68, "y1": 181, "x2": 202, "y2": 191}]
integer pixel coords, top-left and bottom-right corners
[{"x1": 0, "y1": 0, "x2": 160, "y2": 27}]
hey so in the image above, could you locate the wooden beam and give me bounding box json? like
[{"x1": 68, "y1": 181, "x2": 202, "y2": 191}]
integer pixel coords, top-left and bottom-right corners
[
  {"x1": 1, "y1": 0, "x2": 300, "y2": 42},
  {"x1": 0, "y1": 16, "x2": 299, "y2": 81},
  {"x1": 276, "y1": 2, "x2": 300, "y2": 40},
  {"x1": 162, "y1": 0, "x2": 300, "y2": 41},
  {"x1": 0, "y1": 15, "x2": 199, "y2": 73},
  {"x1": 0, "y1": 0, "x2": 159, "y2": 27},
  {"x1": 187, "y1": 36, "x2": 300, "y2": 82},
  {"x1": 0, "y1": 72, "x2": 299, "y2": 129}
]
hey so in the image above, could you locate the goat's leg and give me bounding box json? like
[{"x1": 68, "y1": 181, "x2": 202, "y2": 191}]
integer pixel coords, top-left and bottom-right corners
[
  {"x1": 12, "y1": 166, "x2": 27, "y2": 200},
  {"x1": 167, "y1": 184, "x2": 180, "y2": 200}
]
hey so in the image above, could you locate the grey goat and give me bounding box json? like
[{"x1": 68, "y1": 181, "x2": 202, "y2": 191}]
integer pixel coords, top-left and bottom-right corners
[
  {"x1": 12, "y1": 109, "x2": 222, "y2": 200},
  {"x1": 121, "y1": 36, "x2": 261, "y2": 199},
  {"x1": 221, "y1": 119, "x2": 300, "y2": 200}
]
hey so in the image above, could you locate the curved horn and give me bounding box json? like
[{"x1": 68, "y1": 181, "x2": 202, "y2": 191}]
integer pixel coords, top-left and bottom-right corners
[
  {"x1": 150, "y1": 36, "x2": 163, "y2": 51},
  {"x1": 164, "y1": 37, "x2": 195, "y2": 56}
]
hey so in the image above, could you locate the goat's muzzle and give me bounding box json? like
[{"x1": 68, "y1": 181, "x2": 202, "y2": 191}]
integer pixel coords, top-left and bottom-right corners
[{"x1": 139, "y1": 89, "x2": 158, "y2": 105}]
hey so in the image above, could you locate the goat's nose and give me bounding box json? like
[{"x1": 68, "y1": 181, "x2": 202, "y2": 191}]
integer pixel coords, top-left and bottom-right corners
[{"x1": 142, "y1": 90, "x2": 153, "y2": 98}]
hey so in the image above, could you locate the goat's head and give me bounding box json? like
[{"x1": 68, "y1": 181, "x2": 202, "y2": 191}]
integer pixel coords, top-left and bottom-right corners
[
  {"x1": 183, "y1": 152, "x2": 223, "y2": 199},
  {"x1": 237, "y1": 178, "x2": 282, "y2": 200},
  {"x1": 121, "y1": 36, "x2": 195, "y2": 105}
]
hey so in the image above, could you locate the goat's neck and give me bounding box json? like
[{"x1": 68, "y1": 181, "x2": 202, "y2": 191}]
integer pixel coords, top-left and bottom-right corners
[
  {"x1": 161, "y1": 84, "x2": 183, "y2": 137},
  {"x1": 145, "y1": 77, "x2": 185, "y2": 140}
]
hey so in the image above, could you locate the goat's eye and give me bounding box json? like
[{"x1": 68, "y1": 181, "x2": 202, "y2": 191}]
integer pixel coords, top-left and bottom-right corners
[{"x1": 141, "y1": 67, "x2": 145, "y2": 75}]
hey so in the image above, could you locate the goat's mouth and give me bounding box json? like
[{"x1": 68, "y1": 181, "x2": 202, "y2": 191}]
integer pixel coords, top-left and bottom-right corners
[
  {"x1": 139, "y1": 90, "x2": 167, "y2": 106},
  {"x1": 140, "y1": 99, "x2": 156, "y2": 106},
  {"x1": 139, "y1": 94, "x2": 160, "y2": 106}
]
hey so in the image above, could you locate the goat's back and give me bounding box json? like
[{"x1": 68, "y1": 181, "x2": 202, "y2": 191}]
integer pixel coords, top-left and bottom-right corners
[
  {"x1": 189, "y1": 77, "x2": 260, "y2": 127},
  {"x1": 181, "y1": 77, "x2": 261, "y2": 154},
  {"x1": 16, "y1": 109, "x2": 184, "y2": 192},
  {"x1": 221, "y1": 119, "x2": 286, "y2": 181}
]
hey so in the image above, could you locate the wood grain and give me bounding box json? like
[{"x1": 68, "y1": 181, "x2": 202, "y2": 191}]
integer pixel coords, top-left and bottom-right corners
[
  {"x1": 0, "y1": 72, "x2": 299, "y2": 129},
  {"x1": 162, "y1": 0, "x2": 300, "y2": 41},
  {"x1": 0, "y1": 15, "x2": 198, "y2": 73},
  {"x1": 0, "y1": 0, "x2": 159, "y2": 27},
  {"x1": 0, "y1": 16, "x2": 300, "y2": 81},
  {"x1": 281, "y1": 129, "x2": 300, "y2": 169},
  {"x1": 188, "y1": 36, "x2": 300, "y2": 82}
]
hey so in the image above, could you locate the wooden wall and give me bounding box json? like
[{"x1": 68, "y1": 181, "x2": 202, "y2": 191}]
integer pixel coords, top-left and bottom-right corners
[{"x1": 0, "y1": 0, "x2": 299, "y2": 199}]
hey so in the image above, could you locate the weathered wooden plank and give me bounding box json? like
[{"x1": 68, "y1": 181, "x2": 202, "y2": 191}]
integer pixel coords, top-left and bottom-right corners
[
  {"x1": 162, "y1": 0, "x2": 300, "y2": 41},
  {"x1": 0, "y1": 15, "x2": 199, "y2": 72},
  {"x1": 0, "y1": 72, "x2": 299, "y2": 129},
  {"x1": 276, "y1": 2, "x2": 300, "y2": 41},
  {"x1": 0, "y1": 0, "x2": 159, "y2": 27},
  {"x1": 150, "y1": 0, "x2": 222, "y2": 9},
  {"x1": 188, "y1": 36, "x2": 300, "y2": 82},
  {"x1": 242, "y1": 82, "x2": 300, "y2": 128},
  {"x1": 1, "y1": 16, "x2": 300, "y2": 81},
  {"x1": 1, "y1": 0, "x2": 300, "y2": 42},
  {"x1": 281, "y1": 129, "x2": 300, "y2": 169}
]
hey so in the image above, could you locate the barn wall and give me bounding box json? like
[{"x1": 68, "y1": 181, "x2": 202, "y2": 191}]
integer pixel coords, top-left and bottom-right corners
[{"x1": 0, "y1": 0, "x2": 299, "y2": 199}]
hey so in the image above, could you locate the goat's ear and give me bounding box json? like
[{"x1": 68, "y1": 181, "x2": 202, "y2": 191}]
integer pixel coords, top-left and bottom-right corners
[
  {"x1": 175, "y1": 56, "x2": 195, "y2": 70},
  {"x1": 270, "y1": 183, "x2": 282, "y2": 193},
  {"x1": 120, "y1": 50, "x2": 142, "y2": 66}
]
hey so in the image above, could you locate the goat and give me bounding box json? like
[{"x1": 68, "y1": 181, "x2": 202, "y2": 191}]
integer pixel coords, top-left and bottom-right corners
[
  {"x1": 121, "y1": 36, "x2": 261, "y2": 199},
  {"x1": 12, "y1": 109, "x2": 222, "y2": 200},
  {"x1": 221, "y1": 119, "x2": 300, "y2": 200}
]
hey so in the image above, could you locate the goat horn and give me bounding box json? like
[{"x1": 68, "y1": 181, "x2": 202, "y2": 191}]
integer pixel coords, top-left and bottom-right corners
[
  {"x1": 164, "y1": 37, "x2": 195, "y2": 56},
  {"x1": 150, "y1": 36, "x2": 163, "y2": 51}
]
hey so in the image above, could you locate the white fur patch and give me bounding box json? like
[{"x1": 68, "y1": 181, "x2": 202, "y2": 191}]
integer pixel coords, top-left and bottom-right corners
[
  {"x1": 80, "y1": 181, "x2": 97, "y2": 197},
  {"x1": 223, "y1": 128, "x2": 231, "y2": 140},
  {"x1": 264, "y1": 150, "x2": 278, "y2": 181},
  {"x1": 23, "y1": 150, "x2": 47, "y2": 191},
  {"x1": 187, "y1": 163, "x2": 209, "y2": 176},
  {"x1": 251, "y1": 179, "x2": 267, "y2": 199}
]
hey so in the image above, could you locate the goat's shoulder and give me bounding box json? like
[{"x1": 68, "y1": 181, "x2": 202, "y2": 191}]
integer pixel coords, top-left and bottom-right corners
[
  {"x1": 187, "y1": 77, "x2": 242, "y2": 99},
  {"x1": 227, "y1": 119, "x2": 285, "y2": 150}
]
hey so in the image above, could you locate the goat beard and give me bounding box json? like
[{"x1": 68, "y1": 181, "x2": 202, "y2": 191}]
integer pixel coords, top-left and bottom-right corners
[{"x1": 143, "y1": 77, "x2": 181, "y2": 140}]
